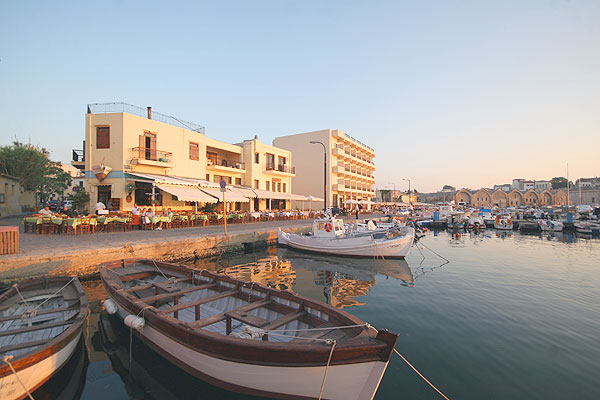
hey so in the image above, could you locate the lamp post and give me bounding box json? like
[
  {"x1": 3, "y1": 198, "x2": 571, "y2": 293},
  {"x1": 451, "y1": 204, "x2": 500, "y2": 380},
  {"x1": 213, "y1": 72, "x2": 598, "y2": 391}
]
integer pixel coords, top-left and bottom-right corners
[
  {"x1": 310, "y1": 141, "x2": 327, "y2": 211},
  {"x1": 388, "y1": 182, "x2": 396, "y2": 202},
  {"x1": 402, "y1": 178, "x2": 411, "y2": 204}
]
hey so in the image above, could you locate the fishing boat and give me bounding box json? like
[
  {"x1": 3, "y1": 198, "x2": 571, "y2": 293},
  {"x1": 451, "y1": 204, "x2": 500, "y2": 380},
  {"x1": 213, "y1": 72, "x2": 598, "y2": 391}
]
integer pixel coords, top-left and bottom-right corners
[
  {"x1": 494, "y1": 215, "x2": 513, "y2": 230},
  {"x1": 278, "y1": 217, "x2": 414, "y2": 258},
  {"x1": 0, "y1": 276, "x2": 88, "y2": 400},
  {"x1": 100, "y1": 259, "x2": 399, "y2": 400},
  {"x1": 538, "y1": 219, "x2": 564, "y2": 232},
  {"x1": 574, "y1": 221, "x2": 600, "y2": 235},
  {"x1": 467, "y1": 215, "x2": 486, "y2": 230}
]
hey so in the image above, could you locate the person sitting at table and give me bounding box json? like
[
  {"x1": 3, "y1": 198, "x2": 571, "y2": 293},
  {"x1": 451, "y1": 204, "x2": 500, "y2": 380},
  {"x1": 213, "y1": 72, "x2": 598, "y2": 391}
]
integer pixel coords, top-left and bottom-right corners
[
  {"x1": 155, "y1": 208, "x2": 172, "y2": 230},
  {"x1": 39, "y1": 206, "x2": 53, "y2": 216},
  {"x1": 141, "y1": 208, "x2": 153, "y2": 226},
  {"x1": 130, "y1": 204, "x2": 141, "y2": 215},
  {"x1": 61, "y1": 205, "x2": 77, "y2": 217}
]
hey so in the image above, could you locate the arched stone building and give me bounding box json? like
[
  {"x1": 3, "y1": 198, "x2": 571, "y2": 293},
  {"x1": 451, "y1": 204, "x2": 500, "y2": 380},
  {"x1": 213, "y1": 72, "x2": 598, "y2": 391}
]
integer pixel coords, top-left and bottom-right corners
[
  {"x1": 455, "y1": 189, "x2": 472, "y2": 205},
  {"x1": 491, "y1": 190, "x2": 508, "y2": 207},
  {"x1": 455, "y1": 188, "x2": 570, "y2": 207}
]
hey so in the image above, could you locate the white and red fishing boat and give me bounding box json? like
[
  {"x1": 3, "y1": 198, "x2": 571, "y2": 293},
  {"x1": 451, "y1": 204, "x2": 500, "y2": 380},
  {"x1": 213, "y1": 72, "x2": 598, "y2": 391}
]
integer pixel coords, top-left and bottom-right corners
[
  {"x1": 278, "y1": 217, "x2": 414, "y2": 259},
  {"x1": 0, "y1": 276, "x2": 88, "y2": 400},
  {"x1": 99, "y1": 258, "x2": 399, "y2": 400}
]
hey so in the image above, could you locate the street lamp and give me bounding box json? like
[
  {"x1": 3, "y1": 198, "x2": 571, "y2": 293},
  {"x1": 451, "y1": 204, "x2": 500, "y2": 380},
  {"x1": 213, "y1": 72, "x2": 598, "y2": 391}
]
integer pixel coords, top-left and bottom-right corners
[
  {"x1": 402, "y1": 178, "x2": 411, "y2": 204},
  {"x1": 310, "y1": 141, "x2": 327, "y2": 211},
  {"x1": 388, "y1": 182, "x2": 396, "y2": 202}
]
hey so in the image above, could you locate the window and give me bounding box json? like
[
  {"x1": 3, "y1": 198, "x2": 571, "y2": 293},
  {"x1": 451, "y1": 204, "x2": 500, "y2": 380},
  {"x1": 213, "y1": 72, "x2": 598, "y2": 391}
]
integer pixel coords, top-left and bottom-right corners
[
  {"x1": 206, "y1": 174, "x2": 210, "y2": 181},
  {"x1": 96, "y1": 127, "x2": 110, "y2": 149},
  {"x1": 266, "y1": 181, "x2": 270, "y2": 191},
  {"x1": 266, "y1": 153, "x2": 275, "y2": 170},
  {"x1": 254, "y1": 179, "x2": 259, "y2": 189},
  {"x1": 0, "y1": 193, "x2": 4, "y2": 203},
  {"x1": 277, "y1": 183, "x2": 281, "y2": 192},
  {"x1": 254, "y1": 153, "x2": 259, "y2": 164},
  {"x1": 189, "y1": 142, "x2": 199, "y2": 161},
  {"x1": 283, "y1": 183, "x2": 286, "y2": 193},
  {"x1": 207, "y1": 151, "x2": 218, "y2": 165},
  {"x1": 235, "y1": 178, "x2": 242, "y2": 185},
  {"x1": 214, "y1": 175, "x2": 231, "y2": 184}
]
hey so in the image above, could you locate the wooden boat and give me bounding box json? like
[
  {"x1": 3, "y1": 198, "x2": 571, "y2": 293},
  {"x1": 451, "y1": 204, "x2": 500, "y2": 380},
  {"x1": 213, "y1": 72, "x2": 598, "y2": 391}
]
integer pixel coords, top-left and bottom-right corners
[
  {"x1": 92, "y1": 163, "x2": 111, "y2": 181},
  {"x1": 278, "y1": 217, "x2": 414, "y2": 259},
  {"x1": 99, "y1": 258, "x2": 399, "y2": 400},
  {"x1": 0, "y1": 277, "x2": 88, "y2": 400}
]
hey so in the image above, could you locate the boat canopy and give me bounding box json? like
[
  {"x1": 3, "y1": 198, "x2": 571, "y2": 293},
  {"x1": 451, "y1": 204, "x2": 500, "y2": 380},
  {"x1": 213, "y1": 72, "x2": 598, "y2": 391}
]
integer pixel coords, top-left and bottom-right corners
[{"x1": 313, "y1": 217, "x2": 345, "y2": 238}]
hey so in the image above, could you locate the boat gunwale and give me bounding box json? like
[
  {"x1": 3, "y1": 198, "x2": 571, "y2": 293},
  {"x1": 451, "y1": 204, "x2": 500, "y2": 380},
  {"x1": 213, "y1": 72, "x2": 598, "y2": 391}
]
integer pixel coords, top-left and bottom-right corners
[
  {"x1": 99, "y1": 258, "x2": 399, "y2": 367},
  {"x1": 0, "y1": 276, "x2": 88, "y2": 380}
]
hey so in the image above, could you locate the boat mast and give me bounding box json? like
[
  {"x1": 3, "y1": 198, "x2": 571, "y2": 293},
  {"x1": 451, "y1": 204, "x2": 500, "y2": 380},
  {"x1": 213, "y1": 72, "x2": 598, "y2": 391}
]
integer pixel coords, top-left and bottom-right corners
[{"x1": 567, "y1": 163, "x2": 570, "y2": 208}]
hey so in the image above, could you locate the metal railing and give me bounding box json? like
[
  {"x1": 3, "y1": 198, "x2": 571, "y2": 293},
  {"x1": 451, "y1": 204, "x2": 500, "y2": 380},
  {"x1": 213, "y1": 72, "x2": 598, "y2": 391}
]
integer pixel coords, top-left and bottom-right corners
[
  {"x1": 72, "y1": 149, "x2": 84, "y2": 162},
  {"x1": 207, "y1": 157, "x2": 245, "y2": 170},
  {"x1": 132, "y1": 147, "x2": 173, "y2": 163},
  {"x1": 266, "y1": 163, "x2": 295, "y2": 174},
  {"x1": 88, "y1": 102, "x2": 206, "y2": 134}
]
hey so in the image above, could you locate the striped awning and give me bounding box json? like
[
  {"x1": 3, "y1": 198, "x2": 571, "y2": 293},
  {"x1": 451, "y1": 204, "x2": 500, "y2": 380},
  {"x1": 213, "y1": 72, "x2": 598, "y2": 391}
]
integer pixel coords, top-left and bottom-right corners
[
  {"x1": 156, "y1": 185, "x2": 218, "y2": 203},
  {"x1": 199, "y1": 187, "x2": 250, "y2": 202}
]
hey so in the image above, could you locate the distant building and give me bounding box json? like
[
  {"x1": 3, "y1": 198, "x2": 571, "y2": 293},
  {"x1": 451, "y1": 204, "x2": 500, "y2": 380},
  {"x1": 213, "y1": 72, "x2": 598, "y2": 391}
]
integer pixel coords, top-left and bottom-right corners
[
  {"x1": 511, "y1": 179, "x2": 525, "y2": 190},
  {"x1": 0, "y1": 174, "x2": 36, "y2": 217},
  {"x1": 534, "y1": 180, "x2": 551, "y2": 190},
  {"x1": 576, "y1": 177, "x2": 599, "y2": 188},
  {"x1": 493, "y1": 184, "x2": 511, "y2": 192},
  {"x1": 273, "y1": 129, "x2": 375, "y2": 209},
  {"x1": 455, "y1": 187, "x2": 568, "y2": 207}
]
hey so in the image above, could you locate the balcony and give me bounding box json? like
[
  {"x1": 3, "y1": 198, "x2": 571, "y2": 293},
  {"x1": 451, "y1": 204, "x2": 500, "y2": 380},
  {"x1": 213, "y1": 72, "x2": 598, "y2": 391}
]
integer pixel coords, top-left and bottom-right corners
[
  {"x1": 207, "y1": 157, "x2": 246, "y2": 173},
  {"x1": 332, "y1": 146, "x2": 344, "y2": 156},
  {"x1": 131, "y1": 147, "x2": 173, "y2": 167},
  {"x1": 71, "y1": 149, "x2": 85, "y2": 170},
  {"x1": 265, "y1": 163, "x2": 295, "y2": 176}
]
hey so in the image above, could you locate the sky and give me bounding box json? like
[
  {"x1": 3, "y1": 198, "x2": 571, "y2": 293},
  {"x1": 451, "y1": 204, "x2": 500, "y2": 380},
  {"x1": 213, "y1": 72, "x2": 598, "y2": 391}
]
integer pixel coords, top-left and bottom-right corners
[{"x1": 1, "y1": 0, "x2": 598, "y2": 192}]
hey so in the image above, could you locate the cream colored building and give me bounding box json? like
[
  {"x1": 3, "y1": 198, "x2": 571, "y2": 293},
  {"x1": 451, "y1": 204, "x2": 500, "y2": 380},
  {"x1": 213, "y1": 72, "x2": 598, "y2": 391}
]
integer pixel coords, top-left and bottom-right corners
[
  {"x1": 75, "y1": 103, "x2": 297, "y2": 212},
  {"x1": 0, "y1": 174, "x2": 36, "y2": 217},
  {"x1": 273, "y1": 129, "x2": 375, "y2": 209}
]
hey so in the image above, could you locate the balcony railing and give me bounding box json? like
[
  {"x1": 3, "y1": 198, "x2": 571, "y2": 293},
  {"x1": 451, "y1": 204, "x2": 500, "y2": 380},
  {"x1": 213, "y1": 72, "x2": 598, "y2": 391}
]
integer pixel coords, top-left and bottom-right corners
[
  {"x1": 132, "y1": 147, "x2": 173, "y2": 163},
  {"x1": 266, "y1": 163, "x2": 295, "y2": 174},
  {"x1": 207, "y1": 157, "x2": 245, "y2": 170},
  {"x1": 72, "y1": 149, "x2": 84, "y2": 163}
]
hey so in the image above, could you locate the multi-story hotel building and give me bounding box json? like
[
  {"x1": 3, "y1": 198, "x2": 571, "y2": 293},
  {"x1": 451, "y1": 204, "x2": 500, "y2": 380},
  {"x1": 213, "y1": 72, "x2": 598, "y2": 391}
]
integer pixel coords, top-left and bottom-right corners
[
  {"x1": 273, "y1": 129, "x2": 376, "y2": 209},
  {"x1": 73, "y1": 103, "x2": 298, "y2": 212}
]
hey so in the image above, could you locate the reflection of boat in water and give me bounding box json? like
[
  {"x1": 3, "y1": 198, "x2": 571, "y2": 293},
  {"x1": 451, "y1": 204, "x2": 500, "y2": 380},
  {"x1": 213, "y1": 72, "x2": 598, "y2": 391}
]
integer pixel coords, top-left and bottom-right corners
[
  {"x1": 278, "y1": 247, "x2": 414, "y2": 287},
  {"x1": 98, "y1": 313, "x2": 254, "y2": 400},
  {"x1": 29, "y1": 336, "x2": 88, "y2": 400}
]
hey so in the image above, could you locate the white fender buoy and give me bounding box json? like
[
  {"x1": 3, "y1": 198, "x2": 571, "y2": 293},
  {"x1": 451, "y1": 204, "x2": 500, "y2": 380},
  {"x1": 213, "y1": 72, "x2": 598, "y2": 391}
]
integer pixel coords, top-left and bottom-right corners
[
  {"x1": 124, "y1": 314, "x2": 145, "y2": 330},
  {"x1": 104, "y1": 299, "x2": 118, "y2": 315}
]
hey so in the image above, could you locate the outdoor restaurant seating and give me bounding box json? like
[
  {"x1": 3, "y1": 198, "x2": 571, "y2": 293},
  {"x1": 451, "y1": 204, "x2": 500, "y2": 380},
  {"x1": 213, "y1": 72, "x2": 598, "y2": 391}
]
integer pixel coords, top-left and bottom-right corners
[{"x1": 21, "y1": 209, "x2": 318, "y2": 235}]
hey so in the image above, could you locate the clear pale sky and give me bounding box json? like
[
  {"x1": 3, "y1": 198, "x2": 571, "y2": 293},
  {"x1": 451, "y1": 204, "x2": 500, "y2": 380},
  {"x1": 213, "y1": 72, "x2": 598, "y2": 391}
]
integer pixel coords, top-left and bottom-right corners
[{"x1": 1, "y1": 1, "x2": 598, "y2": 192}]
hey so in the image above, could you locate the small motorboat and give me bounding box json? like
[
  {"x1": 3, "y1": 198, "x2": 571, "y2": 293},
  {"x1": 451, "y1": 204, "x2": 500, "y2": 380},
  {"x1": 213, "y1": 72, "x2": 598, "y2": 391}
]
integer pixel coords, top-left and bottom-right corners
[
  {"x1": 100, "y1": 259, "x2": 399, "y2": 400},
  {"x1": 574, "y1": 221, "x2": 600, "y2": 235},
  {"x1": 279, "y1": 217, "x2": 414, "y2": 258},
  {"x1": 0, "y1": 277, "x2": 88, "y2": 400},
  {"x1": 538, "y1": 220, "x2": 564, "y2": 232},
  {"x1": 468, "y1": 215, "x2": 486, "y2": 230},
  {"x1": 494, "y1": 215, "x2": 513, "y2": 230}
]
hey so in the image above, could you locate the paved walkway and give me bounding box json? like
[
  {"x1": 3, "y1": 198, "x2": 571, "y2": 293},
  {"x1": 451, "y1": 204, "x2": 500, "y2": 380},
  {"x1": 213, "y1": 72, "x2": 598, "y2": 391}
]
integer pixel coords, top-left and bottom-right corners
[{"x1": 0, "y1": 214, "x2": 378, "y2": 279}]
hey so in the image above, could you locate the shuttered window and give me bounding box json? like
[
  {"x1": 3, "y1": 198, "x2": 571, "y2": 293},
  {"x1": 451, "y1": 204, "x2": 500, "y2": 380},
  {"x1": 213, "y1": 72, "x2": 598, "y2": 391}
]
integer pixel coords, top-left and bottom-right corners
[
  {"x1": 96, "y1": 127, "x2": 110, "y2": 149},
  {"x1": 189, "y1": 142, "x2": 199, "y2": 161}
]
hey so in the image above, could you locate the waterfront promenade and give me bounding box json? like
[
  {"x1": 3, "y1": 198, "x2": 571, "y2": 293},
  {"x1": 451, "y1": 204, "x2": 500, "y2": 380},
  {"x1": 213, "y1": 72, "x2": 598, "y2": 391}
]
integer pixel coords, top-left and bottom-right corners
[{"x1": 0, "y1": 214, "x2": 376, "y2": 282}]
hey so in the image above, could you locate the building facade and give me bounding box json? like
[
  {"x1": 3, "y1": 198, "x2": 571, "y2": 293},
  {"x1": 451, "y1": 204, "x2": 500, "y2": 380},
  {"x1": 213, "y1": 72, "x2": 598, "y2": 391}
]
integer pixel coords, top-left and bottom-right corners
[
  {"x1": 455, "y1": 188, "x2": 569, "y2": 207},
  {"x1": 0, "y1": 174, "x2": 35, "y2": 217},
  {"x1": 74, "y1": 103, "x2": 296, "y2": 212},
  {"x1": 273, "y1": 129, "x2": 375, "y2": 209}
]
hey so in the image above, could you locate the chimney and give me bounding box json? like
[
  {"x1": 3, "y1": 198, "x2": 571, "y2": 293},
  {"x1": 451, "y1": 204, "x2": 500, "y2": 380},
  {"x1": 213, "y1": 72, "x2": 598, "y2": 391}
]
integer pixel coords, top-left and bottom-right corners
[{"x1": 147, "y1": 107, "x2": 152, "y2": 120}]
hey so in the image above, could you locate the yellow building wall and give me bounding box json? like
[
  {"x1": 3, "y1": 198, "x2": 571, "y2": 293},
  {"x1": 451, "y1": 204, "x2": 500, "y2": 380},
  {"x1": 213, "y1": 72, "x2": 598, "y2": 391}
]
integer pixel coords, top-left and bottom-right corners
[{"x1": 0, "y1": 176, "x2": 36, "y2": 216}]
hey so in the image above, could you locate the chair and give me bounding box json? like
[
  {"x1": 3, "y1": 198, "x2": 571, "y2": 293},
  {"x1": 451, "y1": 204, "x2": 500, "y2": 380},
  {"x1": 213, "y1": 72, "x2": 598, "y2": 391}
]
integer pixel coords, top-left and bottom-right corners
[
  {"x1": 80, "y1": 217, "x2": 92, "y2": 234},
  {"x1": 63, "y1": 218, "x2": 78, "y2": 235},
  {"x1": 41, "y1": 217, "x2": 57, "y2": 234}
]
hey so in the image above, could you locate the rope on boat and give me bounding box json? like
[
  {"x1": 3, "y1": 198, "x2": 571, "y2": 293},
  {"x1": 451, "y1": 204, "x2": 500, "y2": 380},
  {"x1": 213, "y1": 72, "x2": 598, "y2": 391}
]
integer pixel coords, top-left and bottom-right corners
[
  {"x1": 393, "y1": 348, "x2": 450, "y2": 400},
  {"x1": 2, "y1": 355, "x2": 35, "y2": 400},
  {"x1": 152, "y1": 260, "x2": 173, "y2": 282},
  {"x1": 29, "y1": 277, "x2": 77, "y2": 314},
  {"x1": 419, "y1": 241, "x2": 450, "y2": 264},
  {"x1": 318, "y1": 340, "x2": 336, "y2": 400},
  {"x1": 265, "y1": 322, "x2": 370, "y2": 333},
  {"x1": 12, "y1": 284, "x2": 30, "y2": 308}
]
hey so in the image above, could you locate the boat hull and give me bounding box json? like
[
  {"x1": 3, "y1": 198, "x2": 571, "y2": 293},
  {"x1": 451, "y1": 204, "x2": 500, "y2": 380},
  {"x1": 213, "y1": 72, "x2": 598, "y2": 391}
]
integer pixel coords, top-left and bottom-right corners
[
  {"x1": 278, "y1": 230, "x2": 414, "y2": 259},
  {"x1": 0, "y1": 331, "x2": 82, "y2": 400},
  {"x1": 110, "y1": 297, "x2": 389, "y2": 400}
]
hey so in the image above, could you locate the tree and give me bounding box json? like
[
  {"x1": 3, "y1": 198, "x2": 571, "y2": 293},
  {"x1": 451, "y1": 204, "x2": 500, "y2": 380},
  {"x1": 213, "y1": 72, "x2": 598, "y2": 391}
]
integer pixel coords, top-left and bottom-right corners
[
  {"x1": 442, "y1": 185, "x2": 456, "y2": 191},
  {"x1": 0, "y1": 141, "x2": 72, "y2": 204},
  {"x1": 67, "y1": 188, "x2": 90, "y2": 213},
  {"x1": 550, "y1": 177, "x2": 568, "y2": 189}
]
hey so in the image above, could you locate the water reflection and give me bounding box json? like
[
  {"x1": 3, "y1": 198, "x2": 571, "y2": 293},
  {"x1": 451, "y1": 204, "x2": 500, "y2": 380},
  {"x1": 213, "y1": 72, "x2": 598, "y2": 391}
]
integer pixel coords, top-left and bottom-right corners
[{"x1": 184, "y1": 248, "x2": 415, "y2": 309}]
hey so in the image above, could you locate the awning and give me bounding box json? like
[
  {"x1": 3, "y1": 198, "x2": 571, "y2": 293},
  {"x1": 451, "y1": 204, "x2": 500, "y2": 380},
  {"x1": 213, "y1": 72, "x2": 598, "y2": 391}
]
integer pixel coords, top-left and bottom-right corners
[
  {"x1": 231, "y1": 186, "x2": 257, "y2": 199},
  {"x1": 200, "y1": 187, "x2": 250, "y2": 202},
  {"x1": 127, "y1": 173, "x2": 219, "y2": 187},
  {"x1": 252, "y1": 189, "x2": 278, "y2": 199},
  {"x1": 156, "y1": 185, "x2": 218, "y2": 203}
]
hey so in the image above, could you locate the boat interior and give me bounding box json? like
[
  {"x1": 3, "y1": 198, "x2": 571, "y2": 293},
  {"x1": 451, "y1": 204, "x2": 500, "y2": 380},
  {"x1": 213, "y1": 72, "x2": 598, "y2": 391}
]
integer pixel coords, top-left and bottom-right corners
[
  {"x1": 0, "y1": 282, "x2": 82, "y2": 359},
  {"x1": 107, "y1": 261, "x2": 371, "y2": 344}
]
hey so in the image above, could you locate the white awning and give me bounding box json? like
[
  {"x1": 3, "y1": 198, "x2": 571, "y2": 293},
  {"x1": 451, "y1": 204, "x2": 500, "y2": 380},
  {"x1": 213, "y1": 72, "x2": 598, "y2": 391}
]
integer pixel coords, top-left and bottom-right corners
[
  {"x1": 156, "y1": 185, "x2": 218, "y2": 203},
  {"x1": 200, "y1": 187, "x2": 250, "y2": 202},
  {"x1": 127, "y1": 173, "x2": 219, "y2": 188},
  {"x1": 231, "y1": 186, "x2": 257, "y2": 198},
  {"x1": 252, "y1": 189, "x2": 278, "y2": 199}
]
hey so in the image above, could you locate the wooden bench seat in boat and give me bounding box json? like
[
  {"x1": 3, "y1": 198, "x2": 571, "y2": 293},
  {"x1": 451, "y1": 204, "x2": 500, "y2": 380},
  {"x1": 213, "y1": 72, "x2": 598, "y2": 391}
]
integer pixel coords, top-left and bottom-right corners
[
  {"x1": 186, "y1": 299, "x2": 272, "y2": 330},
  {"x1": 136, "y1": 282, "x2": 217, "y2": 305}
]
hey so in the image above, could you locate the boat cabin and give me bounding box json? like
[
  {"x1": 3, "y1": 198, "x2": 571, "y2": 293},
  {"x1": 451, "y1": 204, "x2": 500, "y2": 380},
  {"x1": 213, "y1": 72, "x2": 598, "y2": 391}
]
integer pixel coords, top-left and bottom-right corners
[{"x1": 313, "y1": 217, "x2": 345, "y2": 238}]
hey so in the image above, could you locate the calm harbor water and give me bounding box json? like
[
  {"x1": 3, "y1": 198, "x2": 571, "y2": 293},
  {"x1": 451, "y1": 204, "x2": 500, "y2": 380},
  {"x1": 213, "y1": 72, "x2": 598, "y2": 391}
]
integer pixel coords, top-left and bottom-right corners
[{"x1": 37, "y1": 229, "x2": 600, "y2": 399}]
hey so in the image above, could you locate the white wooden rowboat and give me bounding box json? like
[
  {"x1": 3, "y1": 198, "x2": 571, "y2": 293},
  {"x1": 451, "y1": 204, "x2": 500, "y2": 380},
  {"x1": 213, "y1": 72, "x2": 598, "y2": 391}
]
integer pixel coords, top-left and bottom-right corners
[
  {"x1": 100, "y1": 258, "x2": 399, "y2": 400},
  {"x1": 0, "y1": 277, "x2": 88, "y2": 400}
]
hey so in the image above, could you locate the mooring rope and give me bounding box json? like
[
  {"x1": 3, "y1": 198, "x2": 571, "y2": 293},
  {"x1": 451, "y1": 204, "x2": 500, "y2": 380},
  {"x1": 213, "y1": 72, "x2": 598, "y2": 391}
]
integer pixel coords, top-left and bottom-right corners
[
  {"x1": 2, "y1": 355, "x2": 35, "y2": 400},
  {"x1": 12, "y1": 284, "x2": 30, "y2": 308},
  {"x1": 393, "y1": 348, "x2": 450, "y2": 400},
  {"x1": 318, "y1": 340, "x2": 336, "y2": 400}
]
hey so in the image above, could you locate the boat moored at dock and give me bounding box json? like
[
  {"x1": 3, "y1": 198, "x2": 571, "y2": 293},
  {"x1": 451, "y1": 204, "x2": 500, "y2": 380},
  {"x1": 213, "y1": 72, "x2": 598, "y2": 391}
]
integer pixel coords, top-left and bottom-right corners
[{"x1": 99, "y1": 258, "x2": 399, "y2": 400}]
